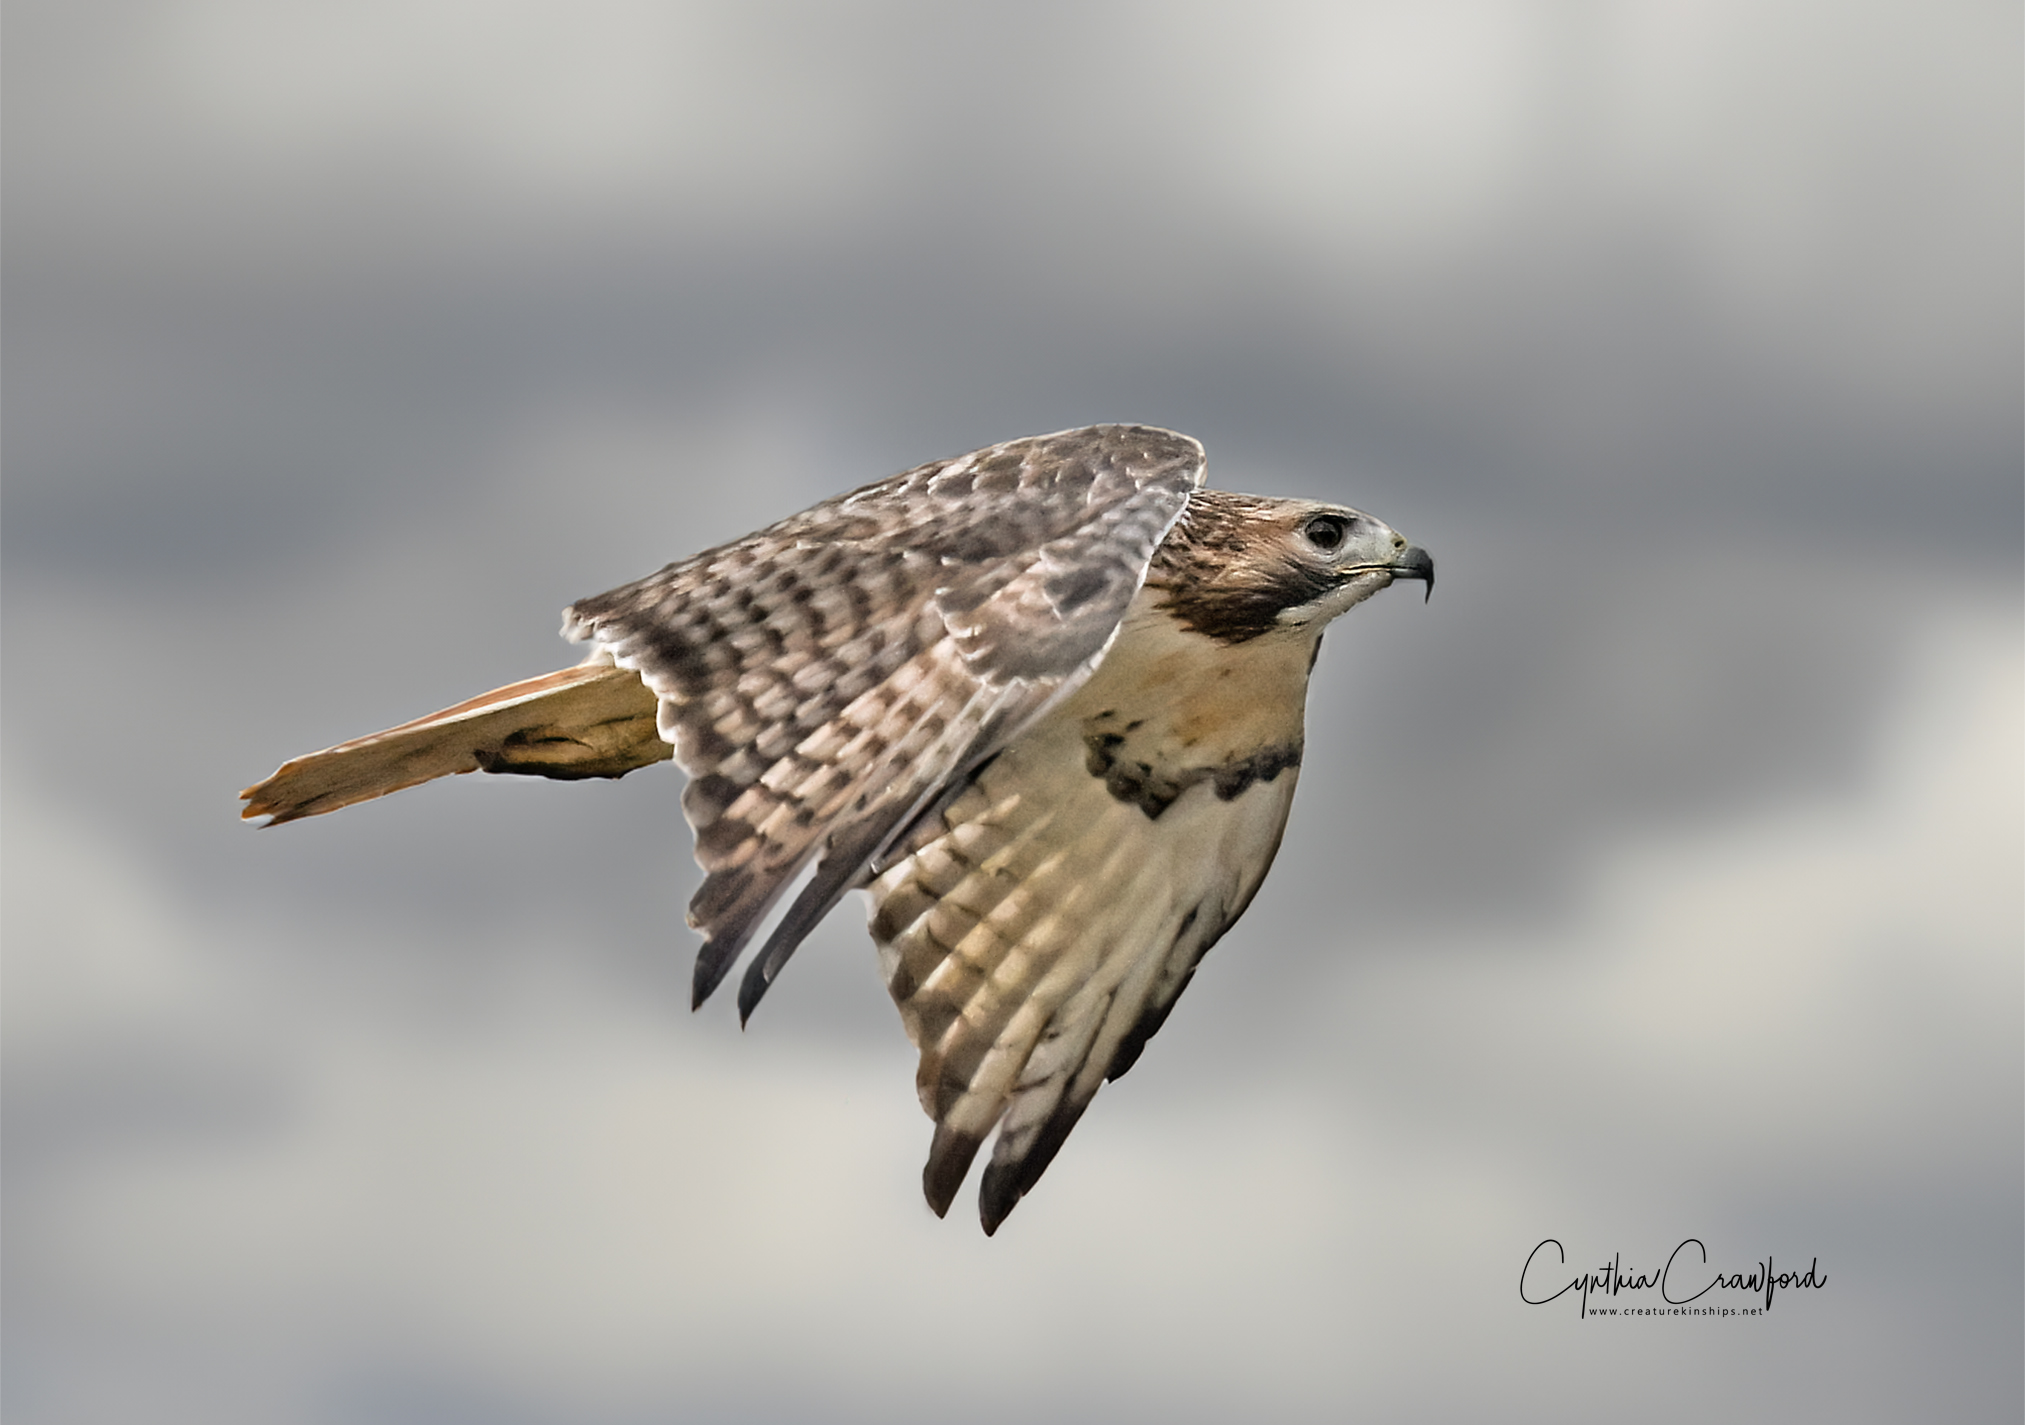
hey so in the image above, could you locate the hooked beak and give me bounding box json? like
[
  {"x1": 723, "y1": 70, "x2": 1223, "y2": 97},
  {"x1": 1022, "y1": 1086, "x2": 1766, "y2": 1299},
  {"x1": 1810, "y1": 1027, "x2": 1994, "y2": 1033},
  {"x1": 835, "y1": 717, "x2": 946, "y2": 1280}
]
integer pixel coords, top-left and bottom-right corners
[{"x1": 1392, "y1": 544, "x2": 1434, "y2": 602}]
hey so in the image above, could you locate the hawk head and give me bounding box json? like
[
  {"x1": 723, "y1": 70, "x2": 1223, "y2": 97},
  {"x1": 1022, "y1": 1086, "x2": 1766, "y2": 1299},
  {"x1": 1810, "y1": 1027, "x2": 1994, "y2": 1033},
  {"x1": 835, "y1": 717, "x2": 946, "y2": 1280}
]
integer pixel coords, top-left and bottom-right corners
[{"x1": 1150, "y1": 490, "x2": 1434, "y2": 643}]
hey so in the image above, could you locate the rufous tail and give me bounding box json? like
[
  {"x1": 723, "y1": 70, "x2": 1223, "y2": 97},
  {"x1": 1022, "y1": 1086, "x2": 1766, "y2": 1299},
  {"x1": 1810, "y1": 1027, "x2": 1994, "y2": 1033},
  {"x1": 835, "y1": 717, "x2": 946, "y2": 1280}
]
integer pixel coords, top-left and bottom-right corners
[{"x1": 239, "y1": 661, "x2": 669, "y2": 826}]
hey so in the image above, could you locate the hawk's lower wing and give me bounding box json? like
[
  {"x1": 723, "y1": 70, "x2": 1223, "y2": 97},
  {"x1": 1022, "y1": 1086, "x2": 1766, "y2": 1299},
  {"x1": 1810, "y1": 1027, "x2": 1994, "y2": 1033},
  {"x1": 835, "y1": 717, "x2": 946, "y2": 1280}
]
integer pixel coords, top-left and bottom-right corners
[
  {"x1": 561, "y1": 425, "x2": 1205, "y2": 1016},
  {"x1": 866, "y1": 700, "x2": 1300, "y2": 1234}
]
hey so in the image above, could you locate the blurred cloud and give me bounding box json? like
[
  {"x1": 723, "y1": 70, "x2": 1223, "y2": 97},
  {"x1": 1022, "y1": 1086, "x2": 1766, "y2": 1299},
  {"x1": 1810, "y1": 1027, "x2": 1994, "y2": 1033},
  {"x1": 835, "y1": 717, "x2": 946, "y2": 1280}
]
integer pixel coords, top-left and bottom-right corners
[{"x1": 157, "y1": 0, "x2": 888, "y2": 211}]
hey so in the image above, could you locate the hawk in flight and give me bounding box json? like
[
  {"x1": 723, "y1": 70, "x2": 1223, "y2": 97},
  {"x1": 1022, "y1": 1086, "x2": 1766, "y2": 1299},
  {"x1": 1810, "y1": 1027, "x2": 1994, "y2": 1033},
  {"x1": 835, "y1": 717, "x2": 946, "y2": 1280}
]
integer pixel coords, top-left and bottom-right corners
[{"x1": 242, "y1": 425, "x2": 1432, "y2": 1232}]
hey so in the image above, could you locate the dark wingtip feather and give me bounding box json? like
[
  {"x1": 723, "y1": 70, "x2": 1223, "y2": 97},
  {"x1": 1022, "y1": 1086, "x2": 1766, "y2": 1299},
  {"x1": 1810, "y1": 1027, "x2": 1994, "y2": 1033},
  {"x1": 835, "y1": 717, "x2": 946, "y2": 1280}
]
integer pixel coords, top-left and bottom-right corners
[
  {"x1": 979, "y1": 1091, "x2": 1096, "y2": 1235},
  {"x1": 978, "y1": 1163, "x2": 1019, "y2": 1236},
  {"x1": 735, "y1": 958, "x2": 770, "y2": 1026},
  {"x1": 735, "y1": 811, "x2": 915, "y2": 1025},
  {"x1": 923, "y1": 1125, "x2": 983, "y2": 1219},
  {"x1": 691, "y1": 941, "x2": 739, "y2": 1010}
]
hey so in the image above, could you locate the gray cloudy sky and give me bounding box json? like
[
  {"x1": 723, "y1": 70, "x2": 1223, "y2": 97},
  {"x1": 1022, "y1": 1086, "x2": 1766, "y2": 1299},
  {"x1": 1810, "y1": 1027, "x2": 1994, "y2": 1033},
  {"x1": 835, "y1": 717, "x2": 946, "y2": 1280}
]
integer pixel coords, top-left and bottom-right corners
[{"x1": 5, "y1": 3, "x2": 2019, "y2": 1423}]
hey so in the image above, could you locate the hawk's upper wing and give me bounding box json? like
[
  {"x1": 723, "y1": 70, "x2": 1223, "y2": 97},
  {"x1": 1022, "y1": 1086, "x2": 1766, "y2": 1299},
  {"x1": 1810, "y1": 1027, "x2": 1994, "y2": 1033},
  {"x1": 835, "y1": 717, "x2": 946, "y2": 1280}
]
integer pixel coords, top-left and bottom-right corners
[{"x1": 562, "y1": 424, "x2": 1204, "y2": 1017}]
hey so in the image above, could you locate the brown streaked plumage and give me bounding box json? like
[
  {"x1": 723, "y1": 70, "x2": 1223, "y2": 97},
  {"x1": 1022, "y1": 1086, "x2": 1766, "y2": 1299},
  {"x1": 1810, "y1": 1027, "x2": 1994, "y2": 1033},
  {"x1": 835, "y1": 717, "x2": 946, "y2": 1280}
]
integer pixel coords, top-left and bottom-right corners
[{"x1": 239, "y1": 424, "x2": 1432, "y2": 1233}]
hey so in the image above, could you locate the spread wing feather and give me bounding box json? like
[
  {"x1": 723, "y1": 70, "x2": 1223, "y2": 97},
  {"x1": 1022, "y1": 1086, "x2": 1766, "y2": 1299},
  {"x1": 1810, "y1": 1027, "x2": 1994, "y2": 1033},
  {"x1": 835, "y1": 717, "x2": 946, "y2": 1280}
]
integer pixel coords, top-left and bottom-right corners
[
  {"x1": 866, "y1": 685, "x2": 1301, "y2": 1233},
  {"x1": 560, "y1": 425, "x2": 1204, "y2": 1013}
]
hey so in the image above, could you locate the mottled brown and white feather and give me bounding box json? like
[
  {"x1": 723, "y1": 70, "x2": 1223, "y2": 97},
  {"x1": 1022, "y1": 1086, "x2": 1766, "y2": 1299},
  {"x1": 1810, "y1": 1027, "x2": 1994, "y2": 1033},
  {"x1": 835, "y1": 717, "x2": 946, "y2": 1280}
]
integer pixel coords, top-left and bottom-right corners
[
  {"x1": 867, "y1": 590, "x2": 1319, "y2": 1232},
  {"x1": 559, "y1": 425, "x2": 1204, "y2": 1013}
]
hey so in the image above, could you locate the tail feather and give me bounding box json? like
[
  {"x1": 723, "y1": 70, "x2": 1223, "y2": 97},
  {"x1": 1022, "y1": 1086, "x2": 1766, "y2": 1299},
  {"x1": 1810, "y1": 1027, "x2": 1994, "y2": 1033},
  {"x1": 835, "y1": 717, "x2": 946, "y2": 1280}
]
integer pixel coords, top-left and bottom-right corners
[{"x1": 240, "y1": 663, "x2": 668, "y2": 826}]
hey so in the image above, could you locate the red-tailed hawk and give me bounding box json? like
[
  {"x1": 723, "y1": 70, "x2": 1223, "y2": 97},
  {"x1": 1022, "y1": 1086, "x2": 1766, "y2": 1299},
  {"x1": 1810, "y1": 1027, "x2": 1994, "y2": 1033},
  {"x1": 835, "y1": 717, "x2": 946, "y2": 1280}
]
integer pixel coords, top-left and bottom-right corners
[{"x1": 241, "y1": 425, "x2": 1433, "y2": 1232}]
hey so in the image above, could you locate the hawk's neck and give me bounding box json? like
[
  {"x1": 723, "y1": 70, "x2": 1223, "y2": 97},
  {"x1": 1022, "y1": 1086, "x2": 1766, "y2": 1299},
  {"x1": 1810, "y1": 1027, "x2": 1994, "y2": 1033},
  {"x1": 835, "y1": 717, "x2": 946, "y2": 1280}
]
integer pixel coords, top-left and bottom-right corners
[{"x1": 1051, "y1": 589, "x2": 1318, "y2": 820}]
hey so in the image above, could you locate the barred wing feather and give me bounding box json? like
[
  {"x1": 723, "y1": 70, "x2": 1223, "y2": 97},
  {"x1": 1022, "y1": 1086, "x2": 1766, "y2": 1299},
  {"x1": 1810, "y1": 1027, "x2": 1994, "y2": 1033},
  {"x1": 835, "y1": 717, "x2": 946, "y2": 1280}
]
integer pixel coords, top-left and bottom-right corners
[
  {"x1": 559, "y1": 425, "x2": 1204, "y2": 1015},
  {"x1": 866, "y1": 668, "x2": 1301, "y2": 1233}
]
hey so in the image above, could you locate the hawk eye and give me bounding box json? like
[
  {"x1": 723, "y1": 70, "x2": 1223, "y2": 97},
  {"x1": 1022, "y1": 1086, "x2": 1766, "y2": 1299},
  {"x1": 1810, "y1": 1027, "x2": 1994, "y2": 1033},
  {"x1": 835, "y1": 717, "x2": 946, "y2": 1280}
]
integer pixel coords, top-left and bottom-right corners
[{"x1": 1303, "y1": 515, "x2": 1348, "y2": 552}]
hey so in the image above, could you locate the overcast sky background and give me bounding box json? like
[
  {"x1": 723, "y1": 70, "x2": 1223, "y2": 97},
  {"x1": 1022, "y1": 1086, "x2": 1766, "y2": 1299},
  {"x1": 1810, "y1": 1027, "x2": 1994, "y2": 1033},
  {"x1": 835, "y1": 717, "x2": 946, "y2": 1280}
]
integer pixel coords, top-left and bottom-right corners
[{"x1": 4, "y1": 3, "x2": 2020, "y2": 1422}]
